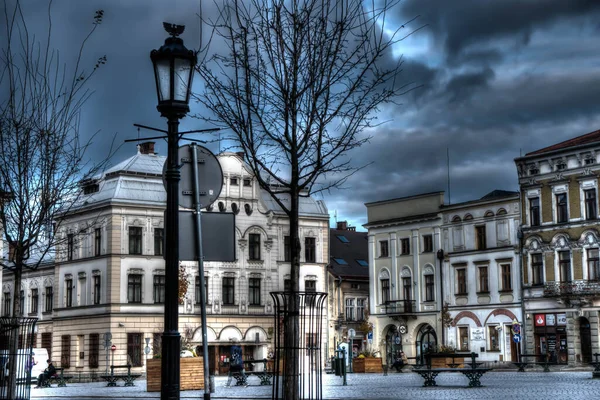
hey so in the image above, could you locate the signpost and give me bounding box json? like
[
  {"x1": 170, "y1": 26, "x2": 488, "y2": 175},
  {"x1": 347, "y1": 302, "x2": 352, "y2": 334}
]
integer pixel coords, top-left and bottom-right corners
[
  {"x1": 367, "y1": 331, "x2": 373, "y2": 345},
  {"x1": 348, "y1": 329, "x2": 355, "y2": 373},
  {"x1": 110, "y1": 344, "x2": 116, "y2": 369},
  {"x1": 103, "y1": 332, "x2": 112, "y2": 375},
  {"x1": 511, "y1": 319, "x2": 521, "y2": 358}
]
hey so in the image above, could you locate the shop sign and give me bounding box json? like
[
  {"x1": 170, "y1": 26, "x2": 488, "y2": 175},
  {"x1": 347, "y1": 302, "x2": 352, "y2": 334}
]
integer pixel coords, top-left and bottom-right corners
[
  {"x1": 534, "y1": 314, "x2": 546, "y2": 326},
  {"x1": 546, "y1": 314, "x2": 556, "y2": 326},
  {"x1": 556, "y1": 313, "x2": 567, "y2": 325},
  {"x1": 471, "y1": 327, "x2": 485, "y2": 341}
]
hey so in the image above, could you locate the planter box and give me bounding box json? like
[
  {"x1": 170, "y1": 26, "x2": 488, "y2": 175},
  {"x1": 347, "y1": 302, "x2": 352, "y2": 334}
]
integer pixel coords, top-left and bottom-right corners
[
  {"x1": 147, "y1": 358, "x2": 205, "y2": 392},
  {"x1": 353, "y1": 357, "x2": 383, "y2": 373}
]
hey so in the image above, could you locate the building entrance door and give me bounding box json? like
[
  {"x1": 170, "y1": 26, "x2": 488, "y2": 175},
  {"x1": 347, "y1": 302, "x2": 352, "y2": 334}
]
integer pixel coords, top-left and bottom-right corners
[{"x1": 580, "y1": 317, "x2": 592, "y2": 363}]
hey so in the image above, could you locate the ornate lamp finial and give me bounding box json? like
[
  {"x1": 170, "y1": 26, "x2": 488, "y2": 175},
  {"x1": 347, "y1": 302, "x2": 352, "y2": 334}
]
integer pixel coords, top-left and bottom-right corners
[{"x1": 163, "y1": 22, "x2": 185, "y2": 37}]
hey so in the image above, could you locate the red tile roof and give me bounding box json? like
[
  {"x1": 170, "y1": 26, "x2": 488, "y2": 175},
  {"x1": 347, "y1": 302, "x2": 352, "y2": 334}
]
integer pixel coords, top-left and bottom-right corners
[{"x1": 526, "y1": 129, "x2": 600, "y2": 156}]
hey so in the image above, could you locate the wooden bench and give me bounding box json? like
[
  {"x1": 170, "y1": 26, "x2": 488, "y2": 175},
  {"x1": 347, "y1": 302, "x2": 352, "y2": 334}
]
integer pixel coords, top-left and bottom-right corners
[
  {"x1": 40, "y1": 367, "x2": 73, "y2": 388},
  {"x1": 413, "y1": 352, "x2": 491, "y2": 387},
  {"x1": 512, "y1": 354, "x2": 555, "y2": 372},
  {"x1": 227, "y1": 359, "x2": 273, "y2": 386},
  {"x1": 100, "y1": 365, "x2": 141, "y2": 387}
]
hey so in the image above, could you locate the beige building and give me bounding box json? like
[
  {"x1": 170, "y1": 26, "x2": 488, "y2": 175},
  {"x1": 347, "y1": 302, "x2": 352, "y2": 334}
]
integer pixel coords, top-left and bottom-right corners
[
  {"x1": 364, "y1": 192, "x2": 444, "y2": 365},
  {"x1": 2, "y1": 143, "x2": 329, "y2": 377},
  {"x1": 515, "y1": 128, "x2": 600, "y2": 365}
]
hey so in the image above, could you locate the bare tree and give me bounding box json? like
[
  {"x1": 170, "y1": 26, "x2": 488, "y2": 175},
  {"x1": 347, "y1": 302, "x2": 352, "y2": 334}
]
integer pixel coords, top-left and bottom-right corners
[
  {"x1": 197, "y1": 0, "x2": 420, "y2": 398},
  {"x1": 0, "y1": 1, "x2": 111, "y2": 396}
]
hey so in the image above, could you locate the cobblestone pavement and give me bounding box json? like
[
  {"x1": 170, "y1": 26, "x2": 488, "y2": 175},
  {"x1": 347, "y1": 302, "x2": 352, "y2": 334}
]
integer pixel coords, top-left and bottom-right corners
[{"x1": 30, "y1": 371, "x2": 600, "y2": 400}]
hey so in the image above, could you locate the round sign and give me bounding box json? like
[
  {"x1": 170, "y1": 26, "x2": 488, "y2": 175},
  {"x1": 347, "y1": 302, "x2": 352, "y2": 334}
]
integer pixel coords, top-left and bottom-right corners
[
  {"x1": 144, "y1": 346, "x2": 151, "y2": 355},
  {"x1": 399, "y1": 325, "x2": 407, "y2": 334},
  {"x1": 513, "y1": 334, "x2": 521, "y2": 343},
  {"x1": 394, "y1": 336, "x2": 401, "y2": 345},
  {"x1": 162, "y1": 144, "x2": 223, "y2": 209},
  {"x1": 111, "y1": 344, "x2": 116, "y2": 351}
]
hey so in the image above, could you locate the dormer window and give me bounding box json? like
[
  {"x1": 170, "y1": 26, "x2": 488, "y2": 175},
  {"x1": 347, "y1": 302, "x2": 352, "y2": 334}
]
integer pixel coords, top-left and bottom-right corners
[
  {"x1": 529, "y1": 168, "x2": 539, "y2": 175},
  {"x1": 585, "y1": 158, "x2": 595, "y2": 165},
  {"x1": 556, "y1": 162, "x2": 566, "y2": 171}
]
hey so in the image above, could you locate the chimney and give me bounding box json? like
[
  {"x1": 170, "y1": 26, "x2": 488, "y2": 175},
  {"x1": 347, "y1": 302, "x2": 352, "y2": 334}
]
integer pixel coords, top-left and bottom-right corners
[
  {"x1": 337, "y1": 221, "x2": 347, "y2": 230},
  {"x1": 138, "y1": 141, "x2": 156, "y2": 155}
]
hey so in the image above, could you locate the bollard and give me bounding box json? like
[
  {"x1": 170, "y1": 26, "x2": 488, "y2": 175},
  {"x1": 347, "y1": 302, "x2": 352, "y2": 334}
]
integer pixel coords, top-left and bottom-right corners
[{"x1": 209, "y1": 375, "x2": 215, "y2": 393}]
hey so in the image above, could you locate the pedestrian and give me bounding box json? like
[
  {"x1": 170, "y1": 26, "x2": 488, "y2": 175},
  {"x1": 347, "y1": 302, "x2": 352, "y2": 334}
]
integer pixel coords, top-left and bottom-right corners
[{"x1": 34, "y1": 359, "x2": 56, "y2": 388}]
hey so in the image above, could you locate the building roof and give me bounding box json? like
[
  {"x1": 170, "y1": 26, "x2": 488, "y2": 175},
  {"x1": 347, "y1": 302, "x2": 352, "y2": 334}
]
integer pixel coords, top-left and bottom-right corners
[
  {"x1": 525, "y1": 128, "x2": 600, "y2": 156},
  {"x1": 479, "y1": 190, "x2": 519, "y2": 200},
  {"x1": 328, "y1": 228, "x2": 369, "y2": 279}
]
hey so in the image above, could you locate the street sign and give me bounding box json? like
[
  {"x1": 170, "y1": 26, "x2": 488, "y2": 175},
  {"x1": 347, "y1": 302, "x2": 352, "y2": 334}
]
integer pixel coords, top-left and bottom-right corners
[
  {"x1": 178, "y1": 210, "x2": 236, "y2": 261},
  {"x1": 367, "y1": 331, "x2": 373, "y2": 340},
  {"x1": 162, "y1": 144, "x2": 223, "y2": 209},
  {"x1": 513, "y1": 334, "x2": 521, "y2": 343},
  {"x1": 145, "y1": 346, "x2": 151, "y2": 355},
  {"x1": 111, "y1": 344, "x2": 116, "y2": 351},
  {"x1": 348, "y1": 328, "x2": 356, "y2": 338}
]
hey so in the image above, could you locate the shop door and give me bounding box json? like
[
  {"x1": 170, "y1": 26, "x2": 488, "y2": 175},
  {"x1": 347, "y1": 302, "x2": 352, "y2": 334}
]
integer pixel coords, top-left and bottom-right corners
[
  {"x1": 209, "y1": 346, "x2": 216, "y2": 375},
  {"x1": 580, "y1": 317, "x2": 592, "y2": 363},
  {"x1": 218, "y1": 346, "x2": 231, "y2": 375}
]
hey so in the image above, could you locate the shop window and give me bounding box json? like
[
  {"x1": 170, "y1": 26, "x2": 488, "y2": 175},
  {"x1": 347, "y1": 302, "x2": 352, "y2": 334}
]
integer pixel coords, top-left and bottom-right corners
[
  {"x1": 488, "y1": 326, "x2": 500, "y2": 351},
  {"x1": 458, "y1": 327, "x2": 469, "y2": 351}
]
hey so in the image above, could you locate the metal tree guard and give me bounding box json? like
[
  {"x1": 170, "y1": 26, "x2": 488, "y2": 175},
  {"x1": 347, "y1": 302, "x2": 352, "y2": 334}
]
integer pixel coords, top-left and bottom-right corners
[
  {"x1": 270, "y1": 291, "x2": 327, "y2": 400},
  {"x1": 0, "y1": 317, "x2": 38, "y2": 400}
]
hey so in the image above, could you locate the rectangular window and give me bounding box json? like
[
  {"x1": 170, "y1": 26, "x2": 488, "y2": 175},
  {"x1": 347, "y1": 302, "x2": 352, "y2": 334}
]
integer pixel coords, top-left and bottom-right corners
[
  {"x1": 556, "y1": 193, "x2": 568, "y2": 223},
  {"x1": 529, "y1": 197, "x2": 540, "y2": 226},
  {"x1": 31, "y1": 289, "x2": 39, "y2": 314},
  {"x1": 154, "y1": 228, "x2": 164, "y2": 256},
  {"x1": 501, "y1": 264, "x2": 512, "y2": 291},
  {"x1": 67, "y1": 234, "x2": 74, "y2": 261},
  {"x1": 400, "y1": 238, "x2": 410, "y2": 255},
  {"x1": 425, "y1": 275, "x2": 434, "y2": 302},
  {"x1": 532, "y1": 253, "x2": 544, "y2": 286},
  {"x1": 3, "y1": 292, "x2": 10, "y2": 316},
  {"x1": 459, "y1": 327, "x2": 469, "y2": 351},
  {"x1": 230, "y1": 177, "x2": 238, "y2": 186},
  {"x1": 478, "y1": 266, "x2": 489, "y2": 293},
  {"x1": 379, "y1": 240, "x2": 389, "y2": 257},
  {"x1": 456, "y1": 268, "x2": 467, "y2": 295},
  {"x1": 19, "y1": 290, "x2": 24, "y2": 316},
  {"x1": 585, "y1": 189, "x2": 597, "y2": 220},
  {"x1": 195, "y1": 276, "x2": 209, "y2": 305},
  {"x1": 345, "y1": 298, "x2": 355, "y2": 321},
  {"x1": 284, "y1": 279, "x2": 292, "y2": 292},
  {"x1": 94, "y1": 228, "x2": 102, "y2": 256},
  {"x1": 305, "y1": 280, "x2": 316, "y2": 292},
  {"x1": 475, "y1": 226, "x2": 487, "y2": 250},
  {"x1": 128, "y1": 274, "x2": 142, "y2": 303},
  {"x1": 249, "y1": 278, "x2": 261, "y2": 306},
  {"x1": 61, "y1": 335, "x2": 71, "y2": 368},
  {"x1": 559, "y1": 251, "x2": 571, "y2": 282},
  {"x1": 153, "y1": 275, "x2": 165, "y2": 304},
  {"x1": 93, "y1": 275, "x2": 101, "y2": 305},
  {"x1": 127, "y1": 333, "x2": 143, "y2": 367},
  {"x1": 45, "y1": 286, "x2": 53, "y2": 312},
  {"x1": 489, "y1": 326, "x2": 500, "y2": 351},
  {"x1": 403, "y1": 277, "x2": 412, "y2": 301},
  {"x1": 249, "y1": 233, "x2": 261, "y2": 260},
  {"x1": 305, "y1": 237, "x2": 316, "y2": 263},
  {"x1": 222, "y1": 277, "x2": 235, "y2": 305},
  {"x1": 89, "y1": 333, "x2": 100, "y2": 368},
  {"x1": 65, "y1": 279, "x2": 73, "y2": 308},
  {"x1": 588, "y1": 248, "x2": 600, "y2": 281},
  {"x1": 243, "y1": 178, "x2": 251, "y2": 187},
  {"x1": 41, "y1": 333, "x2": 52, "y2": 359},
  {"x1": 284, "y1": 236, "x2": 291, "y2": 262},
  {"x1": 423, "y1": 235, "x2": 433, "y2": 252},
  {"x1": 357, "y1": 298, "x2": 366, "y2": 320},
  {"x1": 381, "y1": 279, "x2": 390, "y2": 303},
  {"x1": 129, "y1": 227, "x2": 142, "y2": 255}
]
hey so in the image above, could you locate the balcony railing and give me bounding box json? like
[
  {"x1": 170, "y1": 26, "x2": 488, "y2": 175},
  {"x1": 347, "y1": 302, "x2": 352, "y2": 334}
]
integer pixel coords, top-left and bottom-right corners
[
  {"x1": 543, "y1": 280, "x2": 600, "y2": 297},
  {"x1": 383, "y1": 300, "x2": 416, "y2": 315}
]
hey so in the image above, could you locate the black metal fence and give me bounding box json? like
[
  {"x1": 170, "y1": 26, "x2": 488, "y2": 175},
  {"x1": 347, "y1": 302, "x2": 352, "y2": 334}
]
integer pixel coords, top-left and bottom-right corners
[
  {"x1": 0, "y1": 317, "x2": 38, "y2": 400},
  {"x1": 270, "y1": 291, "x2": 327, "y2": 400}
]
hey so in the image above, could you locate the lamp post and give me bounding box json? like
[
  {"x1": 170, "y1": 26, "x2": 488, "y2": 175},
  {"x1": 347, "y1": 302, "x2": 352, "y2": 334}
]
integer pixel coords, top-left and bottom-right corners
[
  {"x1": 517, "y1": 225, "x2": 526, "y2": 356},
  {"x1": 436, "y1": 249, "x2": 445, "y2": 347},
  {"x1": 151, "y1": 22, "x2": 197, "y2": 400}
]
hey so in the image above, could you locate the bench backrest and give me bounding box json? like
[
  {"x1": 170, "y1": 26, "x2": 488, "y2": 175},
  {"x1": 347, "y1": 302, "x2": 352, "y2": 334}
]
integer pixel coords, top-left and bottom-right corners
[{"x1": 110, "y1": 365, "x2": 132, "y2": 375}]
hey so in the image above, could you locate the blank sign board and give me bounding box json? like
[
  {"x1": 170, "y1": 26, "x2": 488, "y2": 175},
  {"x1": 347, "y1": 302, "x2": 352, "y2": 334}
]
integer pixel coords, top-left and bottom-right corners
[{"x1": 178, "y1": 211, "x2": 236, "y2": 262}]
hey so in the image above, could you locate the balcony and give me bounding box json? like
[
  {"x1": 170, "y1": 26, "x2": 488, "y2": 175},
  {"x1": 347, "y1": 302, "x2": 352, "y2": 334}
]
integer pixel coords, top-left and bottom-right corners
[
  {"x1": 543, "y1": 280, "x2": 600, "y2": 298},
  {"x1": 383, "y1": 300, "x2": 416, "y2": 315}
]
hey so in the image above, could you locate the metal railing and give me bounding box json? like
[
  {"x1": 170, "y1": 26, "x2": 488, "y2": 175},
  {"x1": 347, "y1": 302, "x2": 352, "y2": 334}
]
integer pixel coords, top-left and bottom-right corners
[
  {"x1": 383, "y1": 300, "x2": 416, "y2": 314},
  {"x1": 543, "y1": 280, "x2": 600, "y2": 297}
]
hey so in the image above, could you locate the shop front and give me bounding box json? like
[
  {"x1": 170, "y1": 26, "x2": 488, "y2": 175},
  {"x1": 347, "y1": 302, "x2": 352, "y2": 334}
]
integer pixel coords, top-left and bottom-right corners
[{"x1": 533, "y1": 313, "x2": 568, "y2": 364}]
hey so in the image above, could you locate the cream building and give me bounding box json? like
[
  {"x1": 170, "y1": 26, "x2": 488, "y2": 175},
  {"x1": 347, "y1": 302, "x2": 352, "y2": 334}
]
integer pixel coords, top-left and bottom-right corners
[{"x1": 2, "y1": 142, "x2": 329, "y2": 377}]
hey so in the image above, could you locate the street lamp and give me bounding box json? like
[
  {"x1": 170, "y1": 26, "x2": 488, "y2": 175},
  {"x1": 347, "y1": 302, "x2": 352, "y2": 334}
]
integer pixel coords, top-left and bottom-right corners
[
  {"x1": 151, "y1": 22, "x2": 197, "y2": 400},
  {"x1": 436, "y1": 249, "x2": 445, "y2": 347}
]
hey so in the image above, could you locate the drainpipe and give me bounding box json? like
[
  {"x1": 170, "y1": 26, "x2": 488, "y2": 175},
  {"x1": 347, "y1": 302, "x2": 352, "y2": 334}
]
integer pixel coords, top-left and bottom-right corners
[{"x1": 436, "y1": 249, "x2": 445, "y2": 347}]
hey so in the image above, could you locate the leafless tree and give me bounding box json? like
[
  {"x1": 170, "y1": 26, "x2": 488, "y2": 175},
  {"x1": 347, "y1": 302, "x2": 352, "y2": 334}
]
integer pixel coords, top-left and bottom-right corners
[
  {"x1": 196, "y1": 0, "x2": 421, "y2": 398},
  {"x1": 0, "y1": 1, "x2": 111, "y2": 396}
]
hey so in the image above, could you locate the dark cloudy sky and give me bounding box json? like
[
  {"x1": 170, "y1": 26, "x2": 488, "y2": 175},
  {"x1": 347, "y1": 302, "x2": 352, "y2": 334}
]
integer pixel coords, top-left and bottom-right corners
[{"x1": 5, "y1": 0, "x2": 600, "y2": 231}]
